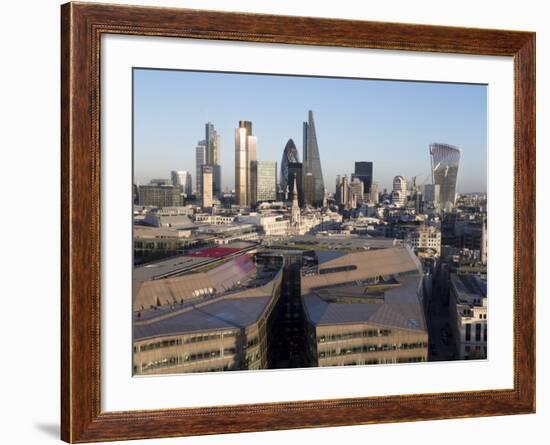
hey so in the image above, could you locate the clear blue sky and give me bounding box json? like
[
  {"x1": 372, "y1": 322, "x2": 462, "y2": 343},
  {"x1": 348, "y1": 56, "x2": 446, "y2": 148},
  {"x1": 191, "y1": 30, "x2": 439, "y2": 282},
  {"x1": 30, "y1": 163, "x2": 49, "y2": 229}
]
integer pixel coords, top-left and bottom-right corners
[{"x1": 133, "y1": 68, "x2": 487, "y2": 193}]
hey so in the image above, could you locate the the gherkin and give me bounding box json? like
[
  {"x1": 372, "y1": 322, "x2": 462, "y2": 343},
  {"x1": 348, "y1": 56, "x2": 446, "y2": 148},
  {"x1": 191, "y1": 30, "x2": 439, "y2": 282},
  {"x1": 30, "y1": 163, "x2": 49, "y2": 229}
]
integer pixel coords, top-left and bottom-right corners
[
  {"x1": 280, "y1": 138, "x2": 299, "y2": 194},
  {"x1": 302, "y1": 110, "x2": 325, "y2": 206}
]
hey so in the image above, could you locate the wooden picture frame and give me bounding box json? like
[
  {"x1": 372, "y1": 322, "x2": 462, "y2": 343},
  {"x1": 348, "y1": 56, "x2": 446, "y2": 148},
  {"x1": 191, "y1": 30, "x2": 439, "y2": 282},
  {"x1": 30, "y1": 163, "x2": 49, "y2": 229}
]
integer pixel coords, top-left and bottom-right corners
[{"x1": 61, "y1": 2, "x2": 535, "y2": 442}]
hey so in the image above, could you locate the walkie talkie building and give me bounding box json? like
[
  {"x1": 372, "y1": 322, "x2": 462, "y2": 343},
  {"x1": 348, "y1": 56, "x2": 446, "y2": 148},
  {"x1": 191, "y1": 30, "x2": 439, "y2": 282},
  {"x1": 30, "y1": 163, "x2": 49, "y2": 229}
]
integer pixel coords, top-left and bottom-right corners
[{"x1": 429, "y1": 143, "x2": 461, "y2": 211}]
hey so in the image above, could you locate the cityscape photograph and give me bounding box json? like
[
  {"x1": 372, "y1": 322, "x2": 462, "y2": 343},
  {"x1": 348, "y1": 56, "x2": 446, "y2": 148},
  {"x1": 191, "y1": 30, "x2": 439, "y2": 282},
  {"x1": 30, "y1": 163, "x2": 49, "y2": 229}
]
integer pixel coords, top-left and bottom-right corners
[{"x1": 132, "y1": 69, "x2": 488, "y2": 376}]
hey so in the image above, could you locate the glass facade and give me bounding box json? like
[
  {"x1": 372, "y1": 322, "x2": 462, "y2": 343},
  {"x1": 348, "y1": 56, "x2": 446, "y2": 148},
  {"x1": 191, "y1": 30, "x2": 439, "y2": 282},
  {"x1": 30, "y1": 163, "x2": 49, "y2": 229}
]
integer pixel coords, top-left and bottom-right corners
[
  {"x1": 252, "y1": 160, "x2": 277, "y2": 205},
  {"x1": 353, "y1": 161, "x2": 373, "y2": 194},
  {"x1": 430, "y1": 143, "x2": 461, "y2": 211},
  {"x1": 280, "y1": 138, "x2": 299, "y2": 195},
  {"x1": 302, "y1": 110, "x2": 325, "y2": 206}
]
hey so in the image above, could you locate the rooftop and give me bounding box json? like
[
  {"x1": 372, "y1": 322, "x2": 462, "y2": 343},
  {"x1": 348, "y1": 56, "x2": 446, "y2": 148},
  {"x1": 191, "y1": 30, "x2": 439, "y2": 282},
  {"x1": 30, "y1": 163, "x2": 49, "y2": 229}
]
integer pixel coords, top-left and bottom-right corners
[
  {"x1": 301, "y1": 247, "x2": 427, "y2": 333},
  {"x1": 133, "y1": 271, "x2": 282, "y2": 340}
]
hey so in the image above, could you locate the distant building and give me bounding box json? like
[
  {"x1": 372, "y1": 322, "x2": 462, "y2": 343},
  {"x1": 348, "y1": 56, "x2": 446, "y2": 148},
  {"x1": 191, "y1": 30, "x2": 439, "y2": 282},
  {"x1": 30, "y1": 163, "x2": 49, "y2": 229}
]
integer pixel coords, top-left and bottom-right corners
[
  {"x1": 449, "y1": 274, "x2": 487, "y2": 359},
  {"x1": 171, "y1": 170, "x2": 192, "y2": 196},
  {"x1": 280, "y1": 139, "x2": 299, "y2": 195},
  {"x1": 370, "y1": 182, "x2": 379, "y2": 204},
  {"x1": 138, "y1": 185, "x2": 182, "y2": 207},
  {"x1": 205, "y1": 122, "x2": 222, "y2": 196},
  {"x1": 406, "y1": 226, "x2": 442, "y2": 255},
  {"x1": 201, "y1": 165, "x2": 213, "y2": 209},
  {"x1": 391, "y1": 175, "x2": 407, "y2": 206},
  {"x1": 302, "y1": 110, "x2": 325, "y2": 206},
  {"x1": 195, "y1": 141, "x2": 206, "y2": 197},
  {"x1": 422, "y1": 184, "x2": 440, "y2": 210},
  {"x1": 353, "y1": 161, "x2": 373, "y2": 194},
  {"x1": 287, "y1": 162, "x2": 303, "y2": 206},
  {"x1": 251, "y1": 160, "x2": 277, "y2": 205},
  {"x1": 430, "y1": 143, "x2": 461, "y2": 211},
  {"x1": 349, "y1": 177, "x2": 364, "y2": 207},
  {"x1": 335, "y1": 175, "x2": 350, "y2": 208},
  {"x1": 235, "y1": 120, "x2": 257, "y2": 206}
]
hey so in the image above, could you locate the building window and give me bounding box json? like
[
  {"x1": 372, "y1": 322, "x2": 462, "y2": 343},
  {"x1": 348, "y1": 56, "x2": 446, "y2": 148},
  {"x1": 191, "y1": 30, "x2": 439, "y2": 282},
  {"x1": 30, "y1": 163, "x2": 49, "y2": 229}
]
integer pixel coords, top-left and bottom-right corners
[
  {"x1": 475, "y1": 323, "x2": 481, "y2": 342},
  {"x1": 465, "y1": 324, "x2": 471, "y2": 342}
]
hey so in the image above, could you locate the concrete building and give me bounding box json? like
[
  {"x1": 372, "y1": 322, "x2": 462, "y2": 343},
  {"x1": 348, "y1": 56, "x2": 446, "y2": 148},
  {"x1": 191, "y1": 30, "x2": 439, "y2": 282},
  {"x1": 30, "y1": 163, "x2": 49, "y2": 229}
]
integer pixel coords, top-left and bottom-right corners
[
  {"x1": 201, "y1": 165, "x2": 213, "y2": 209},
  {"x1": 370, "y1": 182, "x2": 379, "y2": 204},
  {"x1": 133, "y1": 258, "x2": 283, "y2": 374},
  {"x1": 349, "y1": 177, "x2": 364, "y2": 207},
  {"x1": 235, "y1": 120, "x2": 257, "y2": 206},
  {"x1": 301, "y1": 247, "x2": 428, "y2": 367},
  {"x1": 449, "y1": 274, "x2": 487, "y2": 360},
  {"x1": 240, "y1": 214, "x2": 290, "y2": 237},
  {"x1": 406, "y1": 226, "x2": 442, "y2": 255}
]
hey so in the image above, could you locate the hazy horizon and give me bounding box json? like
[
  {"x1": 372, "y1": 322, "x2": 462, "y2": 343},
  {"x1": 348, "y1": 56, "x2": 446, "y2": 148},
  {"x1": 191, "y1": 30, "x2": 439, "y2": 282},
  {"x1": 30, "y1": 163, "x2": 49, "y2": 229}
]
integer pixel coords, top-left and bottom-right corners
[{"x1": 133, "y1": 69, "x2": 487, "y2": 194}]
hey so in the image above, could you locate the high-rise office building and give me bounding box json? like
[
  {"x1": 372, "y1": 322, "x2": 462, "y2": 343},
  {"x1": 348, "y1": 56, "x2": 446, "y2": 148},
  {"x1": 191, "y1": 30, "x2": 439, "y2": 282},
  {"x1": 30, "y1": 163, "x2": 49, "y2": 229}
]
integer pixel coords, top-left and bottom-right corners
[
  {"x1": 171, "y1": 170, "x2": 192, "y2": 196},
  {"x1": 280, "y1": 139, "x2": 299, "y2": 195},
  {"x1": 392, "y1": 175, "x2": 407, "y2": 206},
  {"x1": 251, "y1": 160, "x2": 277, "y2": 205},
  {"x1": 195, "y1": 141, "x2": 206, "y2": 197},
  {"x1": 205, "y1": 122, "x2": 222, "y2": 196},
  {"x1": 335, "y1": 174, "x2": 351, "y2": 208},
  {"x1": 349, "y1": 177, "x2": 364, "y2": 207},
  {"x1": 201, "y1": 165, "x2": 213, "y2": 209},
  {"x1": 353, "y1": 161, "x2": 373, "y2": 195},
  {"x1": 302, "y1": 110, "x2": 325, "y2": 206},
  {"x1": 430, "y1": 143, "x2": 461, "y2": 211},
  {"x1": 234, "y1": 120, "x2": 257, "y2": 206},
  {"x1": 422, "y1": 184, "x2": 440, "y2": 210},
  {"x1": 205, "y1": 122, "x2": 220, "y2": 165},
  {"x1": 370, "y1": 182, "x2": 379, "y2": 204}
]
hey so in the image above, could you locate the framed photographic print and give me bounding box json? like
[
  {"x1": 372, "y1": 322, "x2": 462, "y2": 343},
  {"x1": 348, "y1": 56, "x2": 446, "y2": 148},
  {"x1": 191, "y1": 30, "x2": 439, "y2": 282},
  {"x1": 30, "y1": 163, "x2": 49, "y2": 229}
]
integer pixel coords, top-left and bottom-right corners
[{"x1": 61, "y1": 2, "x2": 535, "y2": 442}]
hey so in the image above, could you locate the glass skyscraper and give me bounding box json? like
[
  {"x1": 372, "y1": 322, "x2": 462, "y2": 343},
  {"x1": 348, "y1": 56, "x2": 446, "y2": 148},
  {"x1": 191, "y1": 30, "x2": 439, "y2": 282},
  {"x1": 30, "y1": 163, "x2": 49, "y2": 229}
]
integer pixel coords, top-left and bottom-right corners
[
  {"x1": 353, "y1": 161, "x2": 373, "y2": 194},
  {"x1": 280, "y1": 139, "x2": 299, "y2": 195},
  {"x1": 430, "y1": 143, "x2": 461, "y2": 211},
  {"x1": 251, "y1": 160, "x2": 277, "y2": 205},
  {"x1": 302, "y1": 110, "x2": 325, "y2": 206}
]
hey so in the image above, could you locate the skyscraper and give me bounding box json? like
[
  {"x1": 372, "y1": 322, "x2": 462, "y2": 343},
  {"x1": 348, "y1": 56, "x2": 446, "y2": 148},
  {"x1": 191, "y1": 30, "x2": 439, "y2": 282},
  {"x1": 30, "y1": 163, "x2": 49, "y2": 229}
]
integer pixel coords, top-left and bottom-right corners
[
  {"x1": 280, "y1": 139, "x2": 299, "y2": 195},
  {"x1": 205, "y1": 122, "x2": 220, "y2": 165},
  {"x1": 171, "y1": 170, "x2": 192, "y2": 196},
  {"x1": 392, "y1": 175, "x2": 407, "y2": 206},
  {"x1": 251, "y1": 160, "x2": 277, "y2": 205},
  {"x1": 195, "y1": 141, "x2": 206, "y2": 197},
  {"x1": 234, "y1": 120, "x2": 257, "y2": 206},
  {"x1": 430, "y1": 143, "x2": 461, "y2": 211},
  {"x1": 201, "y1": 165, "x2": 213, "y2": 209},
  {"x1": 353, "y1": 161, "x2": 373, "y2": 195},
  {"x1": 205, "y1": 122, "x2": 221, "y2": 196},
  {"x1": 302, "y1": 110, "x2": 325, "y2": 206}
]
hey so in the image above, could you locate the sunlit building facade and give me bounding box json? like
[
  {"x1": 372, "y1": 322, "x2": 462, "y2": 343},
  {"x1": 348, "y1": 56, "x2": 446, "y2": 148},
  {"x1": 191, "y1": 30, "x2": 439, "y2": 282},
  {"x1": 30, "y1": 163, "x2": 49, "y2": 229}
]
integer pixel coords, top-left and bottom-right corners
[{"x1": 430, "y1": 143, "x2": 461, "y2": 211}]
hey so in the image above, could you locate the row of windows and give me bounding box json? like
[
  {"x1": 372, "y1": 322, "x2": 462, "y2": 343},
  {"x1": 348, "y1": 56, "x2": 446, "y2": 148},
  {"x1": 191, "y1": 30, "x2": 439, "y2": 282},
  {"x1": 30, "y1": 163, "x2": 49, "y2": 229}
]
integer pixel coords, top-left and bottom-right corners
[
  {"x1": 325, "y1": 356, "x2": 425, "y2": 366},
  {"x1": 318, "y1": 329, "x2": 393, "y2": 343},
  {"x1": 141, "y1": 348, "x2": 223, "y2": 372},
  {"x1": 465, "y1": 323, "x2": 487, "y2": 342},
  {"x1": 318, "y1": 342, "x2": 428, "y2": 358},
  {"x1": 137, "y1": 331, "x2": 238, "y2": 352}
]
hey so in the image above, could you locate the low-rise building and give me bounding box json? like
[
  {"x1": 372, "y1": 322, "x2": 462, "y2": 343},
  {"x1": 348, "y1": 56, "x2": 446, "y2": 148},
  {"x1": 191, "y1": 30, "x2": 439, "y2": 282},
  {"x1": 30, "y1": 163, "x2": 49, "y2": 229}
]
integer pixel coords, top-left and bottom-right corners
[{"x1": 449, "y1": 274, "x2": 487, "y2": 359}]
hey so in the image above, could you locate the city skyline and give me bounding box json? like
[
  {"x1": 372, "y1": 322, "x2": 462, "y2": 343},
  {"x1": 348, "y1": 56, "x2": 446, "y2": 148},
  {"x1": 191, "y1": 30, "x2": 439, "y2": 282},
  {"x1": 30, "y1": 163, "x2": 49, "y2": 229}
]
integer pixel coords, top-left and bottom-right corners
[{"x1": 133, "y1": 69, "x2": 487, "y2": 194}]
